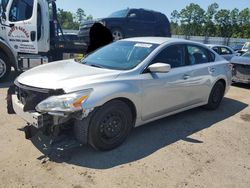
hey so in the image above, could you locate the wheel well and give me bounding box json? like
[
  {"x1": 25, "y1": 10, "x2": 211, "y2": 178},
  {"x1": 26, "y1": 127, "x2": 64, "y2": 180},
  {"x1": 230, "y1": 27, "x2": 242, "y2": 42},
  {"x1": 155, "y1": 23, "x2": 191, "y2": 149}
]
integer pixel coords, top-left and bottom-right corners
[
  {"x1": 0, "y1": 44, "x2": 17, "y2": 70},
  {"x1": 217, "y1": 79, "x2": 226, "y2": 89},
  {"x1": 108, "y1": 98, "x2": 137, "y2": 126}
]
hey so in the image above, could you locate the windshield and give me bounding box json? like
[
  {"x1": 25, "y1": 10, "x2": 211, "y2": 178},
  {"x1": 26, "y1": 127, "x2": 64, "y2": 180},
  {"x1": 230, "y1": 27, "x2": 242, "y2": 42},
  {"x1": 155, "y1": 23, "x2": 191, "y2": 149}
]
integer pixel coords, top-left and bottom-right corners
[
  {"x1": 242, "y1": 51, "x2": 250, "y2": 58},
  {"x1": 0, "y1": 0, "x2": 9, "y2": 13},
  {"x1": 108, "y1": 9, "x2": 129, "y2": 18},
  {"x1": 243, "y1": 42, "x2": 250, "y2": 50},
  {"x1": 81, "y1": 41, "x2": 158, "y2": 70}
]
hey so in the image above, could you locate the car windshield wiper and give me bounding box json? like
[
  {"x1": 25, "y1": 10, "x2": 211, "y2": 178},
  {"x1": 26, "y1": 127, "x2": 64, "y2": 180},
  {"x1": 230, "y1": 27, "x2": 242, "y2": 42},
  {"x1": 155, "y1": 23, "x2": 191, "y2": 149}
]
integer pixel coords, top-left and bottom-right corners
[{"x1": 89, "y1": 64, "x2": 105, "y2": 69}]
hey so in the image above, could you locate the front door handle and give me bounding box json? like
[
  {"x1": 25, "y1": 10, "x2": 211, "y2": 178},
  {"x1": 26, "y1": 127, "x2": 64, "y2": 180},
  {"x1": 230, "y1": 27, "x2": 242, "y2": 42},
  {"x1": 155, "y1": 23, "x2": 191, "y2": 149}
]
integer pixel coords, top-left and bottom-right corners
[
  {"x1": 30, "y1": 31, "x2": 36, "y2": 41},
  {"x1": 183, "y1": 74, "x2": 190, "y2": 80}
]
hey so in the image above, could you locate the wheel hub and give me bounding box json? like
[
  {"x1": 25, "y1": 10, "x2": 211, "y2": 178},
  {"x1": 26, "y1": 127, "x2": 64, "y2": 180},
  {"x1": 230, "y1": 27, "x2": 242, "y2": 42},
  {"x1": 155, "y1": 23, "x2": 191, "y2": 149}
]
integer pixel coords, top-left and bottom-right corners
[
  {"x1": 112, "y1": 31, "x2": 123, "y2": 41},
  {"x1": 99, "y1": 114, "x2": 123, "y2": 139}
]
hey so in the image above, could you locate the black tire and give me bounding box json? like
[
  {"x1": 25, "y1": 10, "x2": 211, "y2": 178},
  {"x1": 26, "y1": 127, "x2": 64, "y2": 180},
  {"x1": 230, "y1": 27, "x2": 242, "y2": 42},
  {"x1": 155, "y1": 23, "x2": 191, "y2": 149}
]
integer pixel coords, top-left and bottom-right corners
[
  {"x1": 0, "y1": 52, "x2": 11, "y2": 82},
  {"x1": 84, "y1": 100, "x2": 133, "y2": 151},
  {"x1": 203, "y1": 81, "x2": 225, "y2": 110},
  {"x1": 111, "y1": 28, "x2": 124, "y2": 41}
]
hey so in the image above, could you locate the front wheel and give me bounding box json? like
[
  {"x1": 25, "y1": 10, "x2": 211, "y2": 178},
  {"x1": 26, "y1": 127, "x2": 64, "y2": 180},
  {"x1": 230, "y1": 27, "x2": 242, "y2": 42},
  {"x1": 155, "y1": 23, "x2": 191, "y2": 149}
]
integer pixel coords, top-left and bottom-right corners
[
  {"x1": 0, "y1": 53, "x2": 11, "y2": 82},
  {"x1": 203, "y1": 81, "x2": 225, "y2": 110},
  {"x1": 88, "y1": 100, "x2": 133, "y2": 150}
]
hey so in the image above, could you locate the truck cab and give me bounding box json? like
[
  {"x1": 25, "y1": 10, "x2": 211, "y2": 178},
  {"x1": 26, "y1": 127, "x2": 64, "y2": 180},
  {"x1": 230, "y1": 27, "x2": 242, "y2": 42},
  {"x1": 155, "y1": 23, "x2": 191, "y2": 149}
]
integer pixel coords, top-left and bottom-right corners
[{"x1": 0, "y1": 0, "x2": 85, "y2": 81}]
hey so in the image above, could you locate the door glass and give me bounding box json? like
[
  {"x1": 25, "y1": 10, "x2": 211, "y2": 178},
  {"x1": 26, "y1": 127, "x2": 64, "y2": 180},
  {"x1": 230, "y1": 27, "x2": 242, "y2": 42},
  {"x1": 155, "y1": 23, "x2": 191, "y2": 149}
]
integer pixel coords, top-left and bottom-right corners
[
  {"x1": 152, "y1": 45, "x2": 185, "y2": 68},
  {"x1": 221, "y1": 47, "x2": 232, "y2": 55},
  {"x1": 187, "y1": 45, "x2": 209, "y2": 65},
  {"x1": 37, "y1": 3, "x2": 41, "y2": 40},
  {"x1": 9, "y1": 0, "x2": 34, "y2": 22},
  {"x1": 212, "y1": 47, "x2": 220, "y2": 54}
]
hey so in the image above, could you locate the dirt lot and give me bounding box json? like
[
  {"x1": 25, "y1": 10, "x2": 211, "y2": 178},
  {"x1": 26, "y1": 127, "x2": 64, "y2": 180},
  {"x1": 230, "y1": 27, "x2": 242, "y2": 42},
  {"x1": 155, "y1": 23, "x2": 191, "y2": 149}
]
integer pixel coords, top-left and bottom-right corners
[{"x1": 0, "y1": 73, "x2": 250, "y2": 188}]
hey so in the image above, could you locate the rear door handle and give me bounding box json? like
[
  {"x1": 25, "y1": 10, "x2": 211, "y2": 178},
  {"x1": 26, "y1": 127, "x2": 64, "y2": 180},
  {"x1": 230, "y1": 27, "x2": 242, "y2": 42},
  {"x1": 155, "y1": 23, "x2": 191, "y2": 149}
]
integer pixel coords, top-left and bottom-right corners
[
  {"x1": 209, "y1": 67, "x2": 216, "y2": 73},
  {"x1": 183, "y1": 74, "x2": 190, "y2": 80}
]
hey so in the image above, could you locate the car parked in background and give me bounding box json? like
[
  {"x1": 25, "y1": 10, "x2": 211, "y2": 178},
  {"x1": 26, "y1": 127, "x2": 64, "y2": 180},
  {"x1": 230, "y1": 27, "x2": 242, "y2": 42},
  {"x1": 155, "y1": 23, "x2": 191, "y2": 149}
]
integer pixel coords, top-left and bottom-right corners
[
  {"x1": 10, "y1": 37, "x2": 231, "y2": 150},
  {"x1": 231, "y1": 51, "x2": 250, "y2": 84},
  {"x1": 206, "y1": 44, "x2": 237, "y2": 61},
  {"x1": 231, "y1": 44, "x2": 244, "y2": 52},
  {"x1": 78, "y1": 8, "x2": 171, "y2": 42},
  {"x1": 58, "y1": 33, "x2": 87, "y2": 54},
  {"x1": 241, "y1": 42, "x2": 250, "y2": 53}
]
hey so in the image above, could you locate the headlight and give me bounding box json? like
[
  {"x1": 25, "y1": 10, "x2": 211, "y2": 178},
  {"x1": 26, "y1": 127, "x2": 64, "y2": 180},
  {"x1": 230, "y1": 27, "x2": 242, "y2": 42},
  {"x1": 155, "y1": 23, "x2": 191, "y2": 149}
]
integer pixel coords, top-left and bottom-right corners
[{"x1": 36, "y1": 89, "x2": 92, "y2": 113}]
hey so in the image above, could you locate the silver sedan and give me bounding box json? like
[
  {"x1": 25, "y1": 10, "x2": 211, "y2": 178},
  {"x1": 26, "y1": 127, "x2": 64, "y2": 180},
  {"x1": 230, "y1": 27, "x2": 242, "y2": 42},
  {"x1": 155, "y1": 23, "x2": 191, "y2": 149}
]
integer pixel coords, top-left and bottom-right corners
[
  {"x1": 11, "y1": 37, "x2": 232, "y2": 150},
  {"x1": 206, "y1": 44, "x2": 237, "y2": 61}
]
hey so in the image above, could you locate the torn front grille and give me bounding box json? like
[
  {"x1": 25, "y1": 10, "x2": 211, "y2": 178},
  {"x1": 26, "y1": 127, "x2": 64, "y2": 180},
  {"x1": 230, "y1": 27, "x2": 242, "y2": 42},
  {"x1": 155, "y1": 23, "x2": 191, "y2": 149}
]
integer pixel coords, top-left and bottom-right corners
[{"x1": 14, "y1": 82, "x2": 64, "y2": 112}]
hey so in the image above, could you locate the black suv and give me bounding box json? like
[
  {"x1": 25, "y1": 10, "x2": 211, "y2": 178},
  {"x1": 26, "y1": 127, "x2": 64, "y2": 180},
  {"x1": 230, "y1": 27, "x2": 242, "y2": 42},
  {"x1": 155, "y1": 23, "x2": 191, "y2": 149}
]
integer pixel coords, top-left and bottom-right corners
[{"x1": 78, "y1": 8, "x2": 171, "y2": 42}]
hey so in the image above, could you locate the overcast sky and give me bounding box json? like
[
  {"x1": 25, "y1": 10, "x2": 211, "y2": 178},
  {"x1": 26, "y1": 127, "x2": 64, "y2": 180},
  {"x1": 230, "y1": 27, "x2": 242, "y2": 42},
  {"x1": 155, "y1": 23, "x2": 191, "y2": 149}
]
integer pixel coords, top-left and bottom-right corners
[{"x1": 56, "y1": 0, "x2": 250, "y2": 19}]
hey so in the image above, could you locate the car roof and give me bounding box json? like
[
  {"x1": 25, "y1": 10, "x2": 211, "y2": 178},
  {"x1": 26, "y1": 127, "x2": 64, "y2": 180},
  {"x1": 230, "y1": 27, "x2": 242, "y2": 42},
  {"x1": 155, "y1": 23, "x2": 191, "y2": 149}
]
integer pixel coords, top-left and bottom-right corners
[
  {"x1": 206, "y1": 44, "x2": 230, "y2": 48},
  {"x1": 122, "y1": 37, "x2": 198, "y2": 45}
]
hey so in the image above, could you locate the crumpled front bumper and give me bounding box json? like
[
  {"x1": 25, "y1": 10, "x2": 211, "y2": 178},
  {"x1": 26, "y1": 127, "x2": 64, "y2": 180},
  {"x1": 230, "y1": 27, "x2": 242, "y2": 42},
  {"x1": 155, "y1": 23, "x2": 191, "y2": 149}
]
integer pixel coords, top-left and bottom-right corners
[{"x1": 12, "y1": 94, "x2": 45, "y2": 129}]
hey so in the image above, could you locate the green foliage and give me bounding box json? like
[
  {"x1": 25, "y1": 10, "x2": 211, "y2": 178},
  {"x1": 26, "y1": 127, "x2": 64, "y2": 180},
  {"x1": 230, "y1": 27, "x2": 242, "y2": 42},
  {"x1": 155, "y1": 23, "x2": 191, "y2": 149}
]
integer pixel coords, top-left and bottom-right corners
[
  {"x1": 170, "y1": 4, "x2": 250, "y2": 38},
  {"x1": 57, "y1": 8, "x2": 93, "y2": 30}
]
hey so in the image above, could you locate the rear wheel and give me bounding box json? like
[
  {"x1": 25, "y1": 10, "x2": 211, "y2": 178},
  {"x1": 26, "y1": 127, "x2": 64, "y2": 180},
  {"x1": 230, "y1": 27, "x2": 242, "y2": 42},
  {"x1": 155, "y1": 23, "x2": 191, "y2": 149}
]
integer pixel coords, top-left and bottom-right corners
[
  {"x1": 203, "y1": 81, "x2": 225, "y2": 110},
  {"x1": 0, "y1": 53, "x2": 11, "y2": 82},
  {"x1": 111, "y1": 28, "x2": 124, "y2": 41},
  {"x1": 88, "y1": 100, "x2": 133, "y2": 150}
]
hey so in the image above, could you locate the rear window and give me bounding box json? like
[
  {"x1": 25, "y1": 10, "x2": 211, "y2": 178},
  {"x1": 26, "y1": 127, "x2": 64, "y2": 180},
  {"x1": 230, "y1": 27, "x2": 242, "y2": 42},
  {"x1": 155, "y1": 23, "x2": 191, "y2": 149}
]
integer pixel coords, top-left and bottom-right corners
[{"x1": 142, "y1": 11, "x2": 155, "y2": 22}]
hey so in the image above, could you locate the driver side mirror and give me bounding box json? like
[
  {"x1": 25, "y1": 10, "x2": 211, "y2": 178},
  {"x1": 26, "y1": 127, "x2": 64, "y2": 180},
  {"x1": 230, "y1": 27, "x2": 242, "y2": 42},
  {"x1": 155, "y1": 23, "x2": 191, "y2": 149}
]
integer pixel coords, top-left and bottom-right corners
[{"x1": 148, "y1": 63, "x2": 171, "y2": 73}]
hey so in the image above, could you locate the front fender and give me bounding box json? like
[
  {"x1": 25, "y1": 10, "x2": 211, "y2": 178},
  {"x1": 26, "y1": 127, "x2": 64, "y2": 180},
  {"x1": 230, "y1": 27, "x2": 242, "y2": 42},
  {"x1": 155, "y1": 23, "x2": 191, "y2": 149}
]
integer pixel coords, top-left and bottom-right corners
[{"x1": 83, "y1": 81, "x2": 142, "y2": 119}]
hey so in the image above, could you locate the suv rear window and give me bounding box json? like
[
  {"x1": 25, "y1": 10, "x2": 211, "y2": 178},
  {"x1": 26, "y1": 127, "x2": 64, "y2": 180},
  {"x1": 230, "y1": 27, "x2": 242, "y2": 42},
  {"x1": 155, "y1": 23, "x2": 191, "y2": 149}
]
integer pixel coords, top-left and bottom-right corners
[{"x1": 142, "y1": 11, "x2": 155, "y2": 22}]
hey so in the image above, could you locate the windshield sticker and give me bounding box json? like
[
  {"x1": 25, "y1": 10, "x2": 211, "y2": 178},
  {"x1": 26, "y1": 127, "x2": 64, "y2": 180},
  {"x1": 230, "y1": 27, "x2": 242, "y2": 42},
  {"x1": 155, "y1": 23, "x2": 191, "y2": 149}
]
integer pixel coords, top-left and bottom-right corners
[{"x1": 135, "y1": 43, "x2": 152, "y2": 48}]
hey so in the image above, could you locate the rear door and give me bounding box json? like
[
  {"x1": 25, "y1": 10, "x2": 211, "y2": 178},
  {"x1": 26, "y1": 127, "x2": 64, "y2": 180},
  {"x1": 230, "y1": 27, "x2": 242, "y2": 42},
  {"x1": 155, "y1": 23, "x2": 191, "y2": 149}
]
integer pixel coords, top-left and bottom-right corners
[
  {"x1": 139, "y1": 10, "x2": 156, "y2": 36},
  {"x1": 126, "y1": 10, "x2": 144, "y2": 37},
  {"x1": 185, "y1": 44, "x2": 216, "y2": 101},
  {"x1": 5, "y1": 0, "x2": 38, "y2": 54}
]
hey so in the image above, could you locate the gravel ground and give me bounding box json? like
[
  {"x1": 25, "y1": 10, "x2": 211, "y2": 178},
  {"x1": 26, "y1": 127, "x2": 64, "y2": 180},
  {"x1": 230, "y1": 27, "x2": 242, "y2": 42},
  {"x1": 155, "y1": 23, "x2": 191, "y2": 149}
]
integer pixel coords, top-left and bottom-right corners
[{"x1": 0, "y1": 72, "x2": 250, "y2": 188}]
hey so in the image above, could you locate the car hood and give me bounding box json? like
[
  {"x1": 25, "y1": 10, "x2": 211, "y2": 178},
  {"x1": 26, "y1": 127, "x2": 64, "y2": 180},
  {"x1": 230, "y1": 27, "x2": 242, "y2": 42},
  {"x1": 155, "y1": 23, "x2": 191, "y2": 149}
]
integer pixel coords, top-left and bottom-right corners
[
  {"x1": 16, "y1": 59, "x2": 121, "y2": 93},
  {"x1": 230, "y1": 56, "x2": 250, "y2": 65}
]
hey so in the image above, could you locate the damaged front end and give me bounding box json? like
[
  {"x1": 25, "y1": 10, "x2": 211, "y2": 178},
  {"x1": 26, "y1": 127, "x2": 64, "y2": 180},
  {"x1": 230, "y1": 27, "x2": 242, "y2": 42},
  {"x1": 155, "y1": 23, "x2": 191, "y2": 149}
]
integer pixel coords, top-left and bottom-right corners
[{"x1": 8, "y1": 82, "x2": 94, "y2": 141}]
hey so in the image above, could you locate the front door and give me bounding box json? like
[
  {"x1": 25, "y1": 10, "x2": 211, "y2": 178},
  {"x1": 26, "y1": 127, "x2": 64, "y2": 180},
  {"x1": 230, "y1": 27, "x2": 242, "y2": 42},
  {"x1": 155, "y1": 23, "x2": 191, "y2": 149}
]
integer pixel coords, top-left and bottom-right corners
[
  {"x1": 141, "y1": 44, "x2": 197, "y2": 121},
  {"x1": 5, "y1": 0, "x2": 38, "y2": 54}
]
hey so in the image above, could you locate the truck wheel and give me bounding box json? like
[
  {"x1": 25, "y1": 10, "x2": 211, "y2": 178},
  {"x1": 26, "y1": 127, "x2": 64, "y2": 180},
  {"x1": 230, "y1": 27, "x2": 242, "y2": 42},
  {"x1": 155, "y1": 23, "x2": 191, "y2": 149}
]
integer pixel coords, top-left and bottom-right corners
[
  {"x1": 0, "y1": 53, "x2": 11, "y2": 81},
  {"x1": 85, "y1": 100, "x2": 133, "y2": 151},
  {"x1": 111, "y1": 28, "x2": 124, "y2": 41},
  {"x1": 203, "y1": 81, "x2": 225, "y2": 110}
]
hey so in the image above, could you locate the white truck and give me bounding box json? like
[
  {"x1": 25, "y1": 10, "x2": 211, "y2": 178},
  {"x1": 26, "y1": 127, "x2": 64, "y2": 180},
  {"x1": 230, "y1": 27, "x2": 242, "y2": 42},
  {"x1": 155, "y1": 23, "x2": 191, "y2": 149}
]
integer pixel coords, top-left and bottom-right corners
[{"x1": 0, "y1": 0, "x2": 86, "y2": 81}]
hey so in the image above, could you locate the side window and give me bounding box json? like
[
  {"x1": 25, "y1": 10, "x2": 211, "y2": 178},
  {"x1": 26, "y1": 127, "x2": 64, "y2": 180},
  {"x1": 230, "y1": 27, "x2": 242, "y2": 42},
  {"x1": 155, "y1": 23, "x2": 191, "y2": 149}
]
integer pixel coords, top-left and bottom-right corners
[
  {"x1": 142, "y1": 11, "x2": 155, "y2": 22},
  {"x1": 9, "y1": 0, "x2": 34, "y2": 22},
  {"x1": 187, "y1": 45, "x2": 209, "y2": 65},
  {"x1": 220, "y1": 47, "x2": 232, "y2": 55},
  {"x1": 208, "y1": 50, "x2": 216, "y2": 62},
  {"x1": 37, "y1": 3, "x2": 42, "y2": 40},
  {"x1": 128, "y1": 10, "x2": 139, "y2": 20},
  {"x1": 212, "y1": 47, "x2": 220, "y2": 54},
  {"x1": 152, "y1": 45, "x2": 185, "y2": 68}
]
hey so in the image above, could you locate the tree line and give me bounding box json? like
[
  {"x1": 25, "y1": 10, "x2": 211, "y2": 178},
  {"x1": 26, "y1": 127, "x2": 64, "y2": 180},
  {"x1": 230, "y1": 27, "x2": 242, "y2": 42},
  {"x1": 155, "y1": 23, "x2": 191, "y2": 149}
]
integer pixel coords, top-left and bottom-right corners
[
  {"x1": 170, "y1": 3, "x2": 250, "y2": 38},
  {"x1": 57, "y1": 8, "x2": 93, "y2": 30}
]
